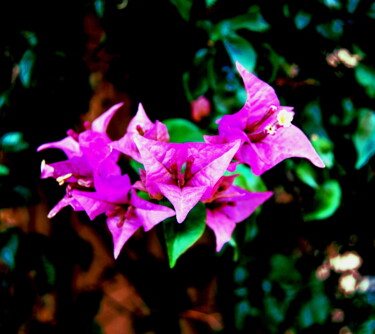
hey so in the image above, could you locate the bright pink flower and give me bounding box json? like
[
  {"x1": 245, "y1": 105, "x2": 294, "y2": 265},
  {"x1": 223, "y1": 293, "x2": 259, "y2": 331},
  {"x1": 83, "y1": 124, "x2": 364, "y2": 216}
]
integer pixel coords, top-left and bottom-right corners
[
  {"x1": 110, "y1": 103, "x2": 169, "y2": 163},
  {"x1": 37, "y1": 103, "x2": 124, "y2": 218},
  {"x1": 204, "y1": 175, "x2": 273, "y2": 251},
  {"x1": 134, "y1": 135, "x2": 241, "y2": 223},
  {"x1": 70, "y1": 173, "x2": 175, "y2": 258},
  {"x1": 204, "y1": 62, "x2": 325, "y2": 175}
]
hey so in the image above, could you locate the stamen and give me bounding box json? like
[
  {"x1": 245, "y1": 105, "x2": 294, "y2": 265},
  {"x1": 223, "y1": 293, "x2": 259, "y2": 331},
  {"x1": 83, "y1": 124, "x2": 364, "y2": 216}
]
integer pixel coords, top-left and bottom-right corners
[
  {"x1": 184, "y1": 156, "x2": 195, "y2": 182},
  {"x1": 56, "y1": 173, "x2": 73, "y2": 185},
  {"x1": 136, "y1": 125, "x2": 145, "y2": 136},
  {"x1": 83, "y1": 121, "x2": 91, "y2": 130},
  {"x1": 265, "y1": 124, "x2": 276, "y2": 135},
  {"x1": 77, "y1": 178, "x2": 94, "y2": 188},
  {"x1": 277, "y1": 109, "x2": 294, "y2": 127},
  {"x1": 67, "y1": 129, "x2": 79, "y2": 141}
]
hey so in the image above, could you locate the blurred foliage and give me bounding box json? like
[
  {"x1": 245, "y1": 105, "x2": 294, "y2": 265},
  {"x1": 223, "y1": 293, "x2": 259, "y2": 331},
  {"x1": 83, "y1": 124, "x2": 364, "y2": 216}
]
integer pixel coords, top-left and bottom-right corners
[{"x1": 1, "y1": 0, "x2": 375, "y2": 333}]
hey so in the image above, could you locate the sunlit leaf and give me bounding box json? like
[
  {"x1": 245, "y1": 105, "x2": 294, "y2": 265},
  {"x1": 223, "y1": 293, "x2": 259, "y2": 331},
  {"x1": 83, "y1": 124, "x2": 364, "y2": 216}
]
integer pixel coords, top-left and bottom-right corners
[
  {"x1": 0, "y1": 132, "x2": 29, "y2": 152},
  {"x1": 323, "y1": 0, "x2": 342, "y2": 9},
  {"x1": 223, "y1": 32, "x2": 257, "y2": 73},
  {"x1": 19, "y1": 50, "x2": 35, "y2": 88},
  {"x1": 353, "y1": 108, "x2": 375, "y2": 169},
  {"x1": 163, "y1": 118, "x2": 204, "y2": 143},
  {"x1": 205, "y1": 0, "x2": 217, "y2": 8},
  {"x1": 168, "y1": 0, "x2": 192, "y2": 21},
  {"x1": 163, "y1": 202, "x2": 206, "y2": 268},
  {"x1": 355, "y1": 64, "x2": 375, "y2": 98},
  {"x1": 303, "y1": 179, "x2": 341, "y2": 221},
  {"x1": 295, "y1": 10, "x2": 312, "y2": 30}
]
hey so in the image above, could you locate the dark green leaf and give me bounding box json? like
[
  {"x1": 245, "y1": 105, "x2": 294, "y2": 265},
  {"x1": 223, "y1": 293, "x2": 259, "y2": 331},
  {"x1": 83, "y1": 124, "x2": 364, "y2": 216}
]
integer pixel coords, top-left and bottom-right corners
[
  {"x1": 303, "y1": 179, "x2": 341, "y2": 221},
  {"x1": 163, "y1": 118, "x2": 204, "y2": 143},
  {"x1": 163, "y1": 202, "x2": 206, "y2": 268},
  {"x1": 0, "y1": 132, "x2": 29, "y2": 152},
  {"x1": 295, "y1": 161, "x2": 319, "y2": 189},
  {"x1": 316, "y1": 19, "x2": 343, "y2": 40},
  {"x1": 224, "y1": 5, "x2": 270, "y2": 33},
  {"x1": 168, "y1": 0, "x2": 192, "y2": 21},
  {"x1": 355, "y1": 64, "x2": 375, "y2": 98},
  {"x1": 226, "y1": 164, "x2": 268, "y2": 192},
  {"x1": 19, "y1": 50, "x2": 35, "y2": 88},
  {"x1": 295, "y1": 11, "x2": 312, "y2": 30},
  {"x1": 353, "y1": 108, "x2": 375, "y2": 169}
]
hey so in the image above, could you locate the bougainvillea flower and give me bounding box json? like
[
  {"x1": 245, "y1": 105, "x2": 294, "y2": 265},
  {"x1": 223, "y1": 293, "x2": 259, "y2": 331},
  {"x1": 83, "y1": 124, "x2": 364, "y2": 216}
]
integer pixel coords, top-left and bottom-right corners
[
  {"x1": 110, "y1": 103, "x2": 170, "y2": 163},
  {"x1": 134, "y1": 135, "x2": 241, "y2": 223},
  {"x1": 204, "y1": 62, "x2": 325, "y2": 175},
  {"x1": 204, "y1": 175, "x2": 273, "y2": 251},
  {"x1": 37, "y1": 103, "x2": 124, "y2": 218},
  {"x1": 69, "y1": 173, "x2": 175, "y2": 258}
]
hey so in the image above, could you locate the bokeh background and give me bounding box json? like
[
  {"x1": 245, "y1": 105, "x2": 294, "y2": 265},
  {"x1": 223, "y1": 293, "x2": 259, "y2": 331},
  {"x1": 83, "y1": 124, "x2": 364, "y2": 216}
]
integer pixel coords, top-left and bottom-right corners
[{"x1": 1, "y1": 0, "x2": 375, "y2": 333}]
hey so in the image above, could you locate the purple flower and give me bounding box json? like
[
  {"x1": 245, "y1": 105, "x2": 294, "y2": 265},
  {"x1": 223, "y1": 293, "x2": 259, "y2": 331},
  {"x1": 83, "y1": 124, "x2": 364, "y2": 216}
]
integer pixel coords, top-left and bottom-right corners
[
  {"x1": 37, "y1": 103, "x2": 124, "y2": 218},
  {"x1": 204, "y1": 62, "x2": 325, "y2": 175},
  {"x1": 110, "y1": 103, "x2": 170, "y2": 163},
  {"x1": 203, "y1": 175, "x2": 273, "y2": 251},
  {"x1": 133, "y1": 135, "x2": 241, "y2": 223},
  {"x1": 70, "y1": 174, "x2": 175, "y2": 258}
]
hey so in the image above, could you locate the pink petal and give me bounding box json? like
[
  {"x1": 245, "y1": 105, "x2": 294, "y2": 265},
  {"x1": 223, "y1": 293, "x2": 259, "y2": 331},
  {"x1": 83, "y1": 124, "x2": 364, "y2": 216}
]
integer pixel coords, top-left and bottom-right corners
[
  {"x1": 37, "y1": 136, "x2": 81, "y2": 159},
  {"x1": 206, "y1": 209, "x2": 236, "y2": 252},
  {"x1": 47, "y1": 195, "x2": 83, "y2": 219},
  {"x1": 156, "y1": 183, "x2": 207, "y2": 223},
  {"x1": 239, "y1": 125, "x2": 325, "y2": 175},
  {"x1": 130, "y1": 191, "x2": 175, "y2": 231},
  {"x1": 106, "y1": 215, "x2": 142, "y2": 259},
  {"x1": 91, "y1": 102, "x2": 124, "y2": 134}
]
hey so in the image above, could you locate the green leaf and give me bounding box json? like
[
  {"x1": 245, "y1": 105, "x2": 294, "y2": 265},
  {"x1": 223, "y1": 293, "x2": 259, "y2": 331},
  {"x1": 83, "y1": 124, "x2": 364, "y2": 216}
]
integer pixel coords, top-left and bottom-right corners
[
  {"x1": 355, "y1": 64, "x2": 375, "y2": 99},
  {"x1": 303, "y1": 179, "x2": 341, "y2": 221},
  {"x1": 0, "y1": 164, "x2": 10, "y2": 176},
  {"x1": 223, "y1": 32, "x2": 257, "y2": 73},
  {"x1": 163, "y1": 118, "x2": 205, "y2": 143},
  {"x1": 294, "y1": 10, "x2": 312, "y2": 30},
  {"x1": 94, "y1": 0, "x2": 105, "y2": 18},
  {"x1": 205, "y1": 0, "x2": 217, "y2": 8},
  {"x1": 168, "y1": 0, "x2": 192, "y2": 21},
  {"x1": 295, "y1": 161, "x2": 319, "y2": 189},
  {"x1": 353, "y1": 108, "x2": 375, "y2": 169},
  {"x1": 0, "y1": 132, "x2": 29, "y2": 152},
  {"x1": 226, "y1": 164, "x2": 268, "y2": 192},
  {"x1": 182, "y1": 48, "x2": 211, "y2": 101},
  {"x1": 19, "y1": 50, "x2": 35, "y2": 88},
  {"x1": 299, "y1": 293, "x2": 330, "y2": 328},
  {"x1": 316, "y1": 19, "x2": 344, "y2": 40},
  {"x1": 163, "y1": 202, "x2": 206, "y2": 268},
  {"x1": 225, "y1": 5, "x2": 270, "y2": 33}
]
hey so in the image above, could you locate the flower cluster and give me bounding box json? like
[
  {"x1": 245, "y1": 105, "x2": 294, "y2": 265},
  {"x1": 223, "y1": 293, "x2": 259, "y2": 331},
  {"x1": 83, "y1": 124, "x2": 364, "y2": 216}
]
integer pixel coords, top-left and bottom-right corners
[{"x1": 38, "y1": 62, "x2": 324, "y2": 261}]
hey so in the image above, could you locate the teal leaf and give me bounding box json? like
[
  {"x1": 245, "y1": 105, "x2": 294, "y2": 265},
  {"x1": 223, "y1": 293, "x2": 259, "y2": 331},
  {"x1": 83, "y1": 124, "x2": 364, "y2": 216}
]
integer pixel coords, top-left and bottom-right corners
[
  {"x1": 355, "y1": 64, "x2": 375, "y2": 98},
  {"x1": 353, "y1": 108, "x2": 375, "y2": 169},
  {"x1": 19, "y1": 50, "x2": 35, "y2": 88},
  {"x1": 94, "y1": 0, "x2": 105, "y2": 18},
  {"x1": 295, "y1": 160, "x2": 319, "y2": 189},
  {"x1": 303, "y1": 179, "x2": 341, "y2": 221},
  {"x1": 294, "y1": 10, "x2": 312, "y2": 30},
  {"x1": 347, "y1": 0, "x2": 360, "y2": 13},
  {"x1": 316, "y1": 19, "x2": 344, "y2": 40},
  {"x1": 205, "y1": 0, "x2": 217, "y2": 8},
  {"x1": 223, "y1": 32, "x2": 257, "y2": 73},
  {"x1": 163, "y1": 118, "x2": 205, "y2": 143},
  {"x1": 0, "y1": 132, "x2": 29, "y2": 152},
  {"x1": 168, "y1": 0, "x2": 192, "y2": 21},
  {"x1": 163, "y1": 202, "x2": 206, "y2": 268},
  {"x1": 323, "y1": 0, "x2": 342, "y2": 9}
]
